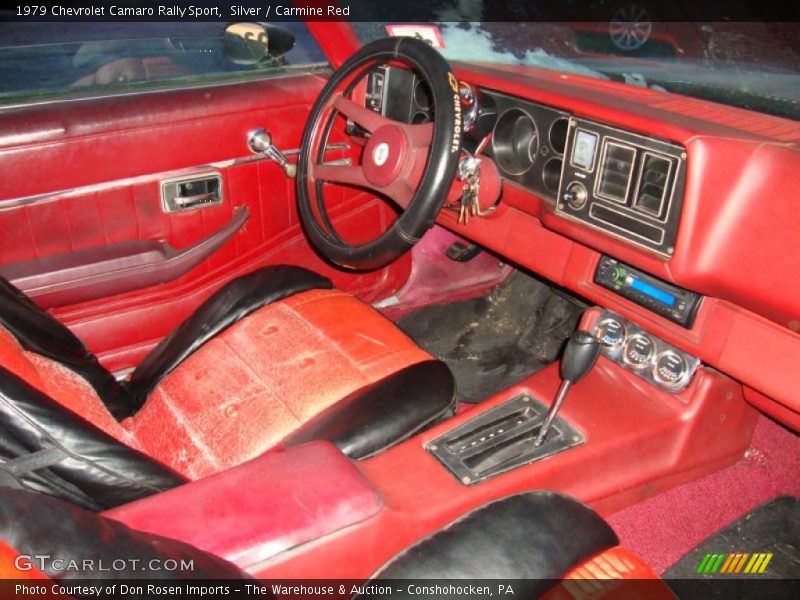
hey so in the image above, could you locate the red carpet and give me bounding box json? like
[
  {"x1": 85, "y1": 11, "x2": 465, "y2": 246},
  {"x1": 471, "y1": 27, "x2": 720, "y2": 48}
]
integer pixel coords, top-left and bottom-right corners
[{"x1": 607, "y1": 415, "x2": 800, "y2": 574}]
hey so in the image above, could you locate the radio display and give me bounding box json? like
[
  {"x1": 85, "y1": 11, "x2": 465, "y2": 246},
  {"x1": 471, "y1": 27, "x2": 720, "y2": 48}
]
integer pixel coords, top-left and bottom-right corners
[{"x1": 628, "y1": 276, "x2": 676, "y2": 306}]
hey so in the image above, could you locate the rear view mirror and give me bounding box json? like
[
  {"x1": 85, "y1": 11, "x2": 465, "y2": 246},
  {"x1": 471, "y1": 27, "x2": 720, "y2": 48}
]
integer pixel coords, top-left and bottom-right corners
[{"x1": 221, "y1": 23, "x2": 296, "y2": 65}]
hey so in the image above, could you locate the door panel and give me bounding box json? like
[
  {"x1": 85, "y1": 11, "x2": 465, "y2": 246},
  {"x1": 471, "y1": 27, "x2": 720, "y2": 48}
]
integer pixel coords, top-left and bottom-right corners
[{"x1": 0, "y1": 75, "x2": 411, "y2": 371}]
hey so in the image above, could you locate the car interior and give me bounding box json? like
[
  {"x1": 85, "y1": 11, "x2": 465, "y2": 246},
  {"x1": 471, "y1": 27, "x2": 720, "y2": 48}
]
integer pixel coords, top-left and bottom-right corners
[{"x1": 0, "y1": 17, "x2": 798, "y2": 596}]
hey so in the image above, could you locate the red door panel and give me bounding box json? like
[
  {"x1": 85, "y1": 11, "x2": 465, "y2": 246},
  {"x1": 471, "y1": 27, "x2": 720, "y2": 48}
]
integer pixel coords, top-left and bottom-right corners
[{"x1": 0, "y1": 75, "x2": 410, "y2": 371}]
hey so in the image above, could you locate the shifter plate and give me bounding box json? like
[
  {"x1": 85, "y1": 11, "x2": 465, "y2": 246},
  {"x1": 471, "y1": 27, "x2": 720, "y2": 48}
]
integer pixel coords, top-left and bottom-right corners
[{"x1": 426, "y1": 394, "x2": 584, "y2": 485}]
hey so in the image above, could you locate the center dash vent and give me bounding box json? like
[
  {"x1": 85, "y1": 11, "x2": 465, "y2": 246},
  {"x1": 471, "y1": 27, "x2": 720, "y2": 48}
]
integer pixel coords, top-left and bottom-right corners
[
  {"x1": 597, "y1": 142, "x2": 635, "y2": 203},
  {"x1": 633, "y1": 153, "x2": 673, "y2": 218}
]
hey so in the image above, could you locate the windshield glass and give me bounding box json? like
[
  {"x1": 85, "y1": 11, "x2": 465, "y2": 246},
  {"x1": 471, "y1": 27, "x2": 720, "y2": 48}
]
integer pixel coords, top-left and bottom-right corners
[{"x1": 353, "y1": 20, "x2": 800, "y2": 120}]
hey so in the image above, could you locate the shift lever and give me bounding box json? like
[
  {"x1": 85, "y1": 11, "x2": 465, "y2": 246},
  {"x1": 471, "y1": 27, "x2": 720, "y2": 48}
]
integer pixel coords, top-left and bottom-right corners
[{"x1": 534, "y1": 330, "x2": 601, "y2": 446}]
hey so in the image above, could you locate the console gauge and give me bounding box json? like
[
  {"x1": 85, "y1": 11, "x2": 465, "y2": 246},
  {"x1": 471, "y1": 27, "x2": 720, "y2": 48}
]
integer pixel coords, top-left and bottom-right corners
[
  {"x1": 596, "y1": 318, "x2": 625, "y2": 348},
  {"x1": 623, "y1": 334, "x2": 655, "y2": 368},
  {"x1": 653, "y1": 351, "x2": 688, "y2": 389}
]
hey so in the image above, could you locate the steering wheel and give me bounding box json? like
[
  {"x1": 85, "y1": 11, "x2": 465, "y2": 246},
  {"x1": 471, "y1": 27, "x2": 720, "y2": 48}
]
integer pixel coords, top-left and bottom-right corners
[{"x1": 297, "y1": 37, "x2": 463, "y2": 270}]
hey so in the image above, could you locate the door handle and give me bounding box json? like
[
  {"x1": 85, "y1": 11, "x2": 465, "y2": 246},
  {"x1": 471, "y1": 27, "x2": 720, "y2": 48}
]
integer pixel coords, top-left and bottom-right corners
[
  {"x1": 161, "y1": 173, "x2": 222, "y2": 212},
  {"x1": 174, "y1": 191, "x2": 217, "y2": 208}
]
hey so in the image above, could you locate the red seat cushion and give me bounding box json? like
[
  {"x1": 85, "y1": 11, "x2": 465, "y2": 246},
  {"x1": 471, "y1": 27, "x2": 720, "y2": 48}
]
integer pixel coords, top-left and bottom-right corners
[
  {"x1": 0, "y1": 289, "x2": 432, "y2": 480},
  {"x1": 124, "y1": 288, "x2": 431, "y2": 478}
]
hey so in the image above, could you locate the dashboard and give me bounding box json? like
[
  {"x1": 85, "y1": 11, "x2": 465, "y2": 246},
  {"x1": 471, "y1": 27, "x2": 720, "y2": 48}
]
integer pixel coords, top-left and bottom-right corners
[
  {"x1": 365, "y1": 62, "x2": 800, "y2": 430},
  {"x1": 368, "y1": 68, "x2": 688, "y2": 258}
]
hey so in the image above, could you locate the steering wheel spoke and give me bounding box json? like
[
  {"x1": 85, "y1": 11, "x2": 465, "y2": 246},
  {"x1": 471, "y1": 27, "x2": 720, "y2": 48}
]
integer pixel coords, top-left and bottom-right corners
[
  {"x1": 313, "y1": 162, "x2": 414, "y2": 210},
  {"x1": 383, "y1": 179, "x2": 416, "y2": 210},
  {"x1": 332, "y1": 93, "x2": 389, "y2": 134},
  {"x1": 297, "y1": 38, "x2": 462, "y2": 270},
  {"x1": 313, "y1": 163, "x2": 370, "y2": 189},
  {"x1": 407, "y1": 122, "x2": 434, "y2": 148}
]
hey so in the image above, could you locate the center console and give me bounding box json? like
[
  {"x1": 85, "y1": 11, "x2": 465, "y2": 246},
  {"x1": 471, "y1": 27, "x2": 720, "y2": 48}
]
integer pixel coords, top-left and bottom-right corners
[
  {"x1": 104, "y1": 442, "x2": 382, "y2": 570},
  {"x1": 427, "y1": 394, "x2": 584, "y2": 485}
]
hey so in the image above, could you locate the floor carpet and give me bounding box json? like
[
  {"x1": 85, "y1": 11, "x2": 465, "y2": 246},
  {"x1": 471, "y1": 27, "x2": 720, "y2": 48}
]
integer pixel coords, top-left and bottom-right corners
[
  {"x1": 397, "y1": 270, "x2": 583, "y2": 403},
  {"x1": 608, "y1": 415, "x2": 800, "y2": 575},
  {"x1": 666, "y1": 496, "x2": 799, "y2": 579}
]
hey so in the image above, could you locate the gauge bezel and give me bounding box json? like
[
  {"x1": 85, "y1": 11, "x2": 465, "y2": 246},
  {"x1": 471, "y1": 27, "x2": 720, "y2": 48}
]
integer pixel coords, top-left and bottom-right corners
[
  {"x1": 652, "y1": 349, "x2": 690, "y2": 390},
  {"x1": 596, "y1": 317, "x2": 626, "y2": 349},
  {"x1": 622, "y1": 333, "x2": 656, "y2": 369},
  {"x1": 593, "y1": 309, "x2": 700, "y2": 393}
]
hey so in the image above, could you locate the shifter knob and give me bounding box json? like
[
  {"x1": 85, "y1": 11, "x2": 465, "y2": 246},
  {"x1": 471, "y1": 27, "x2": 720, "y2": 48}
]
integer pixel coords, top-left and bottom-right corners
[
  {"x1": 534, "y1": 330, "x2": 600, "y2": 447},
  {"x1": 560, "y1": 330, "x2": 601, "y2": 383}
]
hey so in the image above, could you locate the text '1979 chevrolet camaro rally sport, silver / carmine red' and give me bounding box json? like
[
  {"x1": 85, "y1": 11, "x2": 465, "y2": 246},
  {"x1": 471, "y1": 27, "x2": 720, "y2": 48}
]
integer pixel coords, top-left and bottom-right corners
[{"x1": 0, "y1": 1, "x2": 798, "y2": 599}]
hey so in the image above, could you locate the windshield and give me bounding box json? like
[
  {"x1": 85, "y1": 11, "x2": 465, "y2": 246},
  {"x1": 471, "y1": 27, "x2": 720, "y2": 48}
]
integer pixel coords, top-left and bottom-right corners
[{"x1": 352, "y1": 21, "x2": 800, "y2": 121}]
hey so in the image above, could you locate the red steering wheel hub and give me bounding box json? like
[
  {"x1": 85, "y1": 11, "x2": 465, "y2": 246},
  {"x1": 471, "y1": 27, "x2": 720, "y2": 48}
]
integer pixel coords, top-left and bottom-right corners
[{"x1": 362, "y1": 125, "x2": 408, "y2": 188}]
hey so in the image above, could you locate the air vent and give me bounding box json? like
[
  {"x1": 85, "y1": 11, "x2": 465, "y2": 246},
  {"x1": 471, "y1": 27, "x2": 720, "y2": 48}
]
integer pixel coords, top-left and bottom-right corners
[
  {"x1": 597, "y1": 142, "x2": 635, "y2": 203},
  {"x1": 634, "y1": 153, "x2": 672, "y2": 218}
]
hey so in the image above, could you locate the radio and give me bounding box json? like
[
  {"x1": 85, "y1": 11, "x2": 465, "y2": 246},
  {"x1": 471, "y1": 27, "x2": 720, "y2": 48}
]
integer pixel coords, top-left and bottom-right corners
[{"x1": 594, "y1": 255, "x2": 702, "y2": 328}]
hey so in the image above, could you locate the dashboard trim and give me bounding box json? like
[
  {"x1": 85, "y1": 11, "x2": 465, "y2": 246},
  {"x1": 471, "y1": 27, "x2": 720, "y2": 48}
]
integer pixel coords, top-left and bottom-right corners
[
  {"x1": 556, "y1": 115, "x2": 686, "y2": 258},
  {"x1": 594, "y1": 138, "x2": 637, "y2": 205},
  {"x1": 632, "y1": 150, "x2": 676, "y2": 221}
]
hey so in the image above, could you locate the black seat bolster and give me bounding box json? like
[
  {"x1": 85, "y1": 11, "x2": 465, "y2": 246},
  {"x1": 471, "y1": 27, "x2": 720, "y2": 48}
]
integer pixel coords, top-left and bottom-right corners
[
  {"x1": 0, "y1": 277, "x2": 131, "y2": 421},
  {"x1": 0, "y1": 487, "x2": 252, "y2": 581},
  {"x1": 127, "y1": 265, "x2": 333, "y2": 410},
  {"x1": 363, "y1": 492, "x2": 619, "y2": 598},
  {"x1": 283, "y1": 359, "x2": 456, "y2": 460},
  {"x1": 0, "y1": 367, "x2": 187, "y2": 511}
]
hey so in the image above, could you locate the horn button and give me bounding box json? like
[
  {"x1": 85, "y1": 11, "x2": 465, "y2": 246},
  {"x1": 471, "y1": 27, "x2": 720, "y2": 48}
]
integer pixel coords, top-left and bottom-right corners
[{"x1": 362, "y1": 125, "x2": 408, "y2": 188}]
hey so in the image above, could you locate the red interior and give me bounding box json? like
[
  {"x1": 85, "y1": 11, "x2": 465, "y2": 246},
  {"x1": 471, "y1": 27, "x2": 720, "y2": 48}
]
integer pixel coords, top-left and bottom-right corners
[
  {"x1": 0, "y1": 74, "x2": 410, "y2": 373},
  {"x1": 109, "y1": 313, "x2": 759, "y2": 576},
  {"x1": 104, "y1": 441, "x2": 383, "y2": 568},
  {"x1": 1, "y1": 21, "x2": 798, "y2": 582}
]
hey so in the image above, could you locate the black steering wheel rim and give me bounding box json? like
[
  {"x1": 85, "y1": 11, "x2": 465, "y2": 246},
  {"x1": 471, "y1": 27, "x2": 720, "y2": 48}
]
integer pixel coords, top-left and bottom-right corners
[{"x1": 296, "y1": 37, "x2": 462, "y2": 271}]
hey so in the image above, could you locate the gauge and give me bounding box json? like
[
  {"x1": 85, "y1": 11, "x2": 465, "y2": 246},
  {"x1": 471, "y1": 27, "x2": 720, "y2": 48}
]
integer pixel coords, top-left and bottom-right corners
[
  {"x1": 653, "y1": 350, "x2": 689, "y2": 389},
  {"x1": 492, "y1": 108, "x2": 537, "y2": 175},
  {"x1": 458, "y1": 82, "x2": 479, "y2": 132},
  {"x1": 623, "y1": 334, "x2": 655, "y2": 368},
  {"x1": 596, "y1": 317, "x2": 626, "y2": 348}
]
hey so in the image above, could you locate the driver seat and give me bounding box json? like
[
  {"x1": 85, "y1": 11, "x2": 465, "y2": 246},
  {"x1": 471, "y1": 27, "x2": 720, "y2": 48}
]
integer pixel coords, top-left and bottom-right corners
[{"x1": 0, "y1": 266, "x2": 456, "y2": 509}]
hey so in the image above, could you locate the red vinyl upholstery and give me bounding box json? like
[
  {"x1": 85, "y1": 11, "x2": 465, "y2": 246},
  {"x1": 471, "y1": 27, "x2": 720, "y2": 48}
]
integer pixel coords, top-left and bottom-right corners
[
  {"x1": 544, "y1": 547, "x2": 673, "y2": 600},
  {"x1": 0, "y1": 289, "x2": 432, "y2": 479},
  {"x1": 125, "y1": 288, "x2": 432, "y2": 478}
]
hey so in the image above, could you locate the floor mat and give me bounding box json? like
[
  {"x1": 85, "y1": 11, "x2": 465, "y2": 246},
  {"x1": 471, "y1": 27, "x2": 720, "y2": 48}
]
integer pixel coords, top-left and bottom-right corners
[
  {"x1": 397, "y1": 269, "x2": 583, "y2": 403},
  {"x1": 666, "y1": 496, "x2": 800, "y2": 579},
  {"x1": 608, "y1": 415, "x2": 800, "y2": 574}
]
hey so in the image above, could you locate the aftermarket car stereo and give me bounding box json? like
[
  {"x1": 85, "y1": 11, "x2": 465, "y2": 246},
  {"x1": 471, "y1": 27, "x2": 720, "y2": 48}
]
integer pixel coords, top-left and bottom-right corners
[{"x1": 594, "y1": 255, "x2": 702, "y2": 328}]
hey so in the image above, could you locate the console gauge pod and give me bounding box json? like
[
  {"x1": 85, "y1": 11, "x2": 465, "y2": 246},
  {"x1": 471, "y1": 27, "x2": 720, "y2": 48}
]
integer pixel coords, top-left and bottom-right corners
[
  {"x1": 596, "y1": 317, "x2": 625, "y2": 348},
  {"x1": 654, "y1": 350, "x2": 689, "y2": 389},
  {"x1": 593, "y1": 310, "x2": 699, "y2": 393},
  {"x1": 623, "y1": 334, "x2": 655, "y2": 368}
]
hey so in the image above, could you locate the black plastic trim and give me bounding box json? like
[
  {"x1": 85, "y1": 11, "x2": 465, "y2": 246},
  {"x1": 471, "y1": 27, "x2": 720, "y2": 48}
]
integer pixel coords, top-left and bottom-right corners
[{"x1": 427, "y1": 394, "x2": 584, "y2": 484}]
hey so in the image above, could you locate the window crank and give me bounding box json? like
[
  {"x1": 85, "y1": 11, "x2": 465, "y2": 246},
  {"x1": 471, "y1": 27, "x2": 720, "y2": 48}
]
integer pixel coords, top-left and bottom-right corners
[{"x1": 247, "y1": 128, "x2": 296, "y2": 178}]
